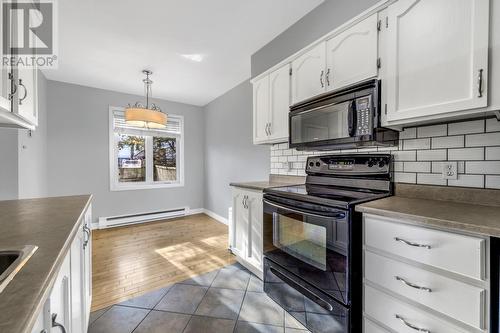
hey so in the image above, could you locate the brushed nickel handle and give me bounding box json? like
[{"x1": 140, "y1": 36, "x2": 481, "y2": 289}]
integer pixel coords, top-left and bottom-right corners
[
  {"x1": 395, "y1": 276, "x2": 432, "y2": 292},
  {"x1": 320, "y1": 70, "x2": 324, "y2": 88},
  {"x1": 18, "y1": 79, "x2": 27, "y2": 105},
  {"x1": 478, "y1": 68, "x2": 484, "y2": 98},
  {"x1": 83, "y1": 225, "x2": 91, "y2": 249},
  {"x1": 326, "y1": 68, "x2": 330, "y2": 86},
  {"x1": 395, "y1": 314, "x2": 431, "y2": 333},
  {"x1": 52, "y1": 313, "x2": 67, "y2": 333},
  {"x1": 266, "y1": 123, "x2": 270, "y2": 136},
  {"x1": 8, "y1": 73, "x2": 17, "y2": 101},
  {"x1": 268, "y1": 122, "x2": 272, "y2": 136},
  {"x1": 394, "y1": 237, "x2": 431, "y2": 249}
]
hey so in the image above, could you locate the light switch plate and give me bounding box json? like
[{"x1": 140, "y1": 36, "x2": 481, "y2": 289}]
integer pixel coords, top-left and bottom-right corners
[{"x1": 441, "y1": 162, "x2": 458, "y2": 180}]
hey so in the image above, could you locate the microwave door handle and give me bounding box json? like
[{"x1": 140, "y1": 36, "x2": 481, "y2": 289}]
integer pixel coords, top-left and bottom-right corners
[{"x1": 347, "y1": 100, "x2": 357, "y2": 137}]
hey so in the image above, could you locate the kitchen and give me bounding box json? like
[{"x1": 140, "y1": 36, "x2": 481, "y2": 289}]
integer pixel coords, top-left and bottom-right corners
[{"x1": 0, "y1": 0, "x2": 500, "y2": 332}]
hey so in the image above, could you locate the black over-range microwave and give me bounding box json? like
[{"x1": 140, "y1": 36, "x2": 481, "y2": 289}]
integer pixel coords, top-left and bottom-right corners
[{"x1": 289, "y1": 79, "x2": 398, "y2": 150}]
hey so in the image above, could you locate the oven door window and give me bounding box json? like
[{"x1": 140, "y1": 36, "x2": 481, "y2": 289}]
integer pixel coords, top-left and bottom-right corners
[
  {"x1": 291, "y1": 101, "x2": 351, "y2": 145},
  {"x1": 272, "y1": 211, "x2": 346, "y2": 272}
]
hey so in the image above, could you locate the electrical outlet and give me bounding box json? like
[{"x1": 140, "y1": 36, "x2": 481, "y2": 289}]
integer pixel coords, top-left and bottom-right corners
[{"x1": 441, "y1": 162, "x2": 458, "y2": 180}]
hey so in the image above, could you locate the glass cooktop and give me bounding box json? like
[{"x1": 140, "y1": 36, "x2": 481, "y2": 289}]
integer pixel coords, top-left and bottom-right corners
[{"x1": 265, "y1": 184, "x2": 388, "y2": 208}]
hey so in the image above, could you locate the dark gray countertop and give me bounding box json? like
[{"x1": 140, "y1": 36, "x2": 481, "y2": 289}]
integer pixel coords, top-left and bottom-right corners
[
  {"x1": 0, "y1": 195, "x2": 92, "y2": 333},
  {"x1": 356, "y1": 195, "x2": 500, "y2": 237}
]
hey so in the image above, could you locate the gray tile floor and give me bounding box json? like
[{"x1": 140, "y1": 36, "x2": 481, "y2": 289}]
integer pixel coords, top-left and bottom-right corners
[{"x1": 89, "y1": 263, "x2": 311, "y2": 333}]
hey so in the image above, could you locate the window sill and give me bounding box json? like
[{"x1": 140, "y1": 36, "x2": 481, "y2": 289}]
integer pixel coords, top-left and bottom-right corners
[{"x1": 110, "y1": 182, "x2": 185, "y2": 191}]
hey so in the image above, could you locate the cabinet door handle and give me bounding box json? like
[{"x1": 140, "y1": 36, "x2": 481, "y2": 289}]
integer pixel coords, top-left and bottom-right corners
[
  {"x1": 265, "y1": 123, "x2": 269, "y2": 136},
  {"x1": 320, "y1": 70, "x2": 324, "y2": 88},
  {"x1": 8, "y1": 73, "x2": 17, "y2": 101},
  {"x1": 83, "y1": 225, "x2": 91, "y2": 249},
  {"x1": 51, "y1": 313, "x2": 67, "y2": 333},
  {"x1": 478, "y1": 68, "x2": 484, "y2": 98},
  {"x1": 395, "y1": 314, "x2": 431, "y2": 333},
  {"x1": 395, "y1": 276, "x2": 432, "y2": 292},
  {"x1": 326, "y1": 68, "x2": 330, "y2": 86},
  {"x1": 394, "y1": 237, "x2": 431, "y2": 249},
  {"x1": 18, "y1": 79, "x2": 27, "y2": 105},
  {"x1": 268, "y1": 123, "x2": 272, "y2": 136}
]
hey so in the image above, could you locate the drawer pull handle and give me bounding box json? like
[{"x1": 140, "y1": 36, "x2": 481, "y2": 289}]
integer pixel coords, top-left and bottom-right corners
[
  {"x1": 394, "y1": 237, "x2": 431, "y2": 249},
  {"x1": 395, "y1": 314, "x2": 431, "y2": 333},
  {"x1": 395, "y1": 276, "x2": 432, "y2": 292}
]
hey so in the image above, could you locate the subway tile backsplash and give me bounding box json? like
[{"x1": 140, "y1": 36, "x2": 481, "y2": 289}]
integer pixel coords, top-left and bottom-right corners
[{"x1": 270, "y1": 118, "x2": 500, "y2": 189}]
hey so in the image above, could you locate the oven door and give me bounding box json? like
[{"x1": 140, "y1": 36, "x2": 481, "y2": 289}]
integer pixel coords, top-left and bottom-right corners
[{"x1": 262, "y1": 195, "x2": 349, "y2": 305}]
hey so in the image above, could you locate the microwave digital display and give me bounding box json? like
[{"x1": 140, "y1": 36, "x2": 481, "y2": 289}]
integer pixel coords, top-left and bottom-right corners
[{"x1": 357, "y1": 98, "x2": 369, "y2": 110}]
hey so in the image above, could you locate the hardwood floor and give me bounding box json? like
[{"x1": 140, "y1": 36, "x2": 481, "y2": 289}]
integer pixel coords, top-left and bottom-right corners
[{"x1": 91, "y1": 214, "x2": 236, "y2": 311}]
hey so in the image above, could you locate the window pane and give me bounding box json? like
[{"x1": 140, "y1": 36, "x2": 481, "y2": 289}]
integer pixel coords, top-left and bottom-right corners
[
  {"x1": 153, "y1": 137, "x2": 177, "y2": 182},
  {"x1": 117, "y1": 134, "x2": 146, "y2": 183}
]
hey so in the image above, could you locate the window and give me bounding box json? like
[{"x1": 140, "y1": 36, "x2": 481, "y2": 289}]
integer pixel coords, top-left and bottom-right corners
[{"x1": 109, "y1": 107, "x2": 184, "y2": 190}]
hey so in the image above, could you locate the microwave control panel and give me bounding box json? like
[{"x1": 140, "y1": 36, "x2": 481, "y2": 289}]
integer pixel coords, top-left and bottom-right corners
[{"x1": 355, "y1": 96, "x2": 372, "y2": 136}]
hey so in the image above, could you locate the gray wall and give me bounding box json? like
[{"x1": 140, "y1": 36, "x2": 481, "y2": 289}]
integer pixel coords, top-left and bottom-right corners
[
  {"x1": 18, "y1": 72, "x2": 49, "y2": 199},
  {"x1": 251, "y1": 0, "x2": 380, "y2": 76},
  {"x1": 46, "y1": 81, "x2": 205, "y2": 221},
  {"x1": 203, "y1": 80, "x2": 270, "y2": 218},
  {"x1": 0, "y1": 128, "x2": 18, "y2": 200}
]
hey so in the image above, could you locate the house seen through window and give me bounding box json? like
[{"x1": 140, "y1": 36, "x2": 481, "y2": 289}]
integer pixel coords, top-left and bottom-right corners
[{"x1": 110, "y1": 107, "x2": 184, "y2": 190}]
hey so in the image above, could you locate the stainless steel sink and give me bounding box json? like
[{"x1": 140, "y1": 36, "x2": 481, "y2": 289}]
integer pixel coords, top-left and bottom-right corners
[{"x1": 0, "y1": 245, "x2": 38, "y2": 293}]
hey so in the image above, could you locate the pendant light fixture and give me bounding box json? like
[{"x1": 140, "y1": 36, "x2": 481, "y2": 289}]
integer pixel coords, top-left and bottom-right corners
[{"x1": 125, "y1": 70, "x2": 167, "y2": 129}]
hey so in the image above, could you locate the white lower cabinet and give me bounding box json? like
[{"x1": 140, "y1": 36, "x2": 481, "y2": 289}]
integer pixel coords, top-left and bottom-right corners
[
  {"x1": 230, "y1": 187, "x2": 263, "y2": 277},
  {"x1": 363, "y1": 214, "x2": 490, "y2": 333},
  {"x1": 31, "y1": 203, "x2": 92, "y2": 333}
]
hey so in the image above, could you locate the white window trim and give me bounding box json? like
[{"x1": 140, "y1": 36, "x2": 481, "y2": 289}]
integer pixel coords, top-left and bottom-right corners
[{"x1": 109, "y1": 106, "x2": 185, "y2": 191}]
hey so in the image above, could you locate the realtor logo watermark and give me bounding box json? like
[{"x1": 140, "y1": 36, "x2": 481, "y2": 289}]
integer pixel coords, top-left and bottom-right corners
[{"x1": 2, "y1": 0, "x2": 58, "y2": 68}]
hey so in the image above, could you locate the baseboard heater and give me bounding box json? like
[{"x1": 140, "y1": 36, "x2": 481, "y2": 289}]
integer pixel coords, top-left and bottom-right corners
[{"x1": 98, "y1": 207, "x2": 187, "y2": 229}]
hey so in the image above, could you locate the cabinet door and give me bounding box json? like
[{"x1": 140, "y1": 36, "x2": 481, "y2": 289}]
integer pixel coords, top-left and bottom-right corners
[
  {"x1": 253, "y1": 75, "x2": 270, "y2": 144},
  {"x1": 326, "y1": 14, "x2": 378, "y2": 91},
  {"x1": 83, "y1": 205, "x2": 92, "y2": 332},
  {"x1": 50, "y1": 253, "x2": 71, "y2": 333},
  {"x1": 385, "y1": 0, "x2": 489, "y2": 122},
  {"x1": 231, "y1": 189, "x2": 248, "y2": 258},
  {"x1": 70, "y1": 227, "x2": 84, "y2": 333},
  {"x1": 16, "y1": 3, "x2": 38, "y2": 126},
  {"x1": 246, "y1": 191, "x2": 263, "y2": 272},
  {"x1": 0, "y1": 2, "x2": 13, "y2": 113},
  {"x1": 269, "y1": 64, "x2": 291, "y2": 142},
  {"x1": 291, "y1": 42, "x2": 326, "y2": 104}
]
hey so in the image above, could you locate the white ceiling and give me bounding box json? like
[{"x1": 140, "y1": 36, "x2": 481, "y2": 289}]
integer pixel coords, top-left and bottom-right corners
[{"x1": 43, "y1": 0, "x2": 323, "y2": 106}]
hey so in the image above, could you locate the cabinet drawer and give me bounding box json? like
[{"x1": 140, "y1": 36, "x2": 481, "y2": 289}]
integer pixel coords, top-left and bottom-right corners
[
  {"x1": 364, "y1": 317, "x2": 389, "y2": 333},
  {"x1": 364, "y1": 285, "x2": 470, "y2": 333},
  {"x1": 365, "y1": 251, "x2": 485, "y2": 329},
  {"x1": 364, "y1": 215, "x2": 485, "y2": 280}
]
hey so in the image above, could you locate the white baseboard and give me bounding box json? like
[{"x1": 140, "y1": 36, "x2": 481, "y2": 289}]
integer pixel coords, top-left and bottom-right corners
[
  {"x1": 203, "y1": 209, "x2": 228, "y2": 225},
  {"x1": 186, "y1": 208, "x2": 205, "y2": 215}
]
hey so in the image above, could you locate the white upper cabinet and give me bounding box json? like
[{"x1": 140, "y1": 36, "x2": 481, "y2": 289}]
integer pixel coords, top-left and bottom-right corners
[
  {"x1": 253, "y1": 63, "x2": 291, "y2": 145},
  {"x1": 253, "y1": 75, "x2": 270, "y2": 144},
  {"x1": 385, "y1": 0, "x2": 489, "y2": 123},
  {"x1": 268, "y1": 64, "x2": 291, "y2": 142},
  {"x1": 0, "y1": 0, "x2": 39, "y2": 130},
  {"x1": 291, "y1": 42, "x2": 326, "y2": 104},
  {"x1": 326, "y1": 14, "x2": 379, "y2": 91}
]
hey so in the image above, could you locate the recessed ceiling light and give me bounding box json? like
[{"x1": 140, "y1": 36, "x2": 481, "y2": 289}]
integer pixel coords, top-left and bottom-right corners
[{"x1": 181, "y1": 54, "x2": 204, "y2": 62}]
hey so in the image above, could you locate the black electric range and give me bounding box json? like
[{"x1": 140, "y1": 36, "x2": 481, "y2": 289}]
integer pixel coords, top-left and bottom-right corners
[{"x1": 262, "y1": 154, "x2": 393, "y2": 333}]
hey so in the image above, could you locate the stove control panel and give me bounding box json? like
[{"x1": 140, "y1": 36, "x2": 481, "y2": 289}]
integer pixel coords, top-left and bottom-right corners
[{"x1": 306, "y1": 154, "x2": 391, "y2": 175}]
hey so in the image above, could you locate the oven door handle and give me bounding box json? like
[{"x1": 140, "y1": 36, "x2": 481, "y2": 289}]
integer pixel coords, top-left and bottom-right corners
[{"x1": 263, "y1": 199, "x2": 346, "y2": 219}]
